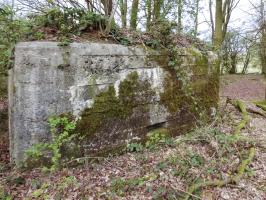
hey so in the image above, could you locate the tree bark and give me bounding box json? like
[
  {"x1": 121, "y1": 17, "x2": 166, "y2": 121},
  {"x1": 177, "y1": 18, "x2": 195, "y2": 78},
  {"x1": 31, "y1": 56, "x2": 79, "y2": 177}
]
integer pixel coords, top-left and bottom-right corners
[
  {"x1": 146, "y1": 0, "x2": 152, "y2": 31},
  {"x1": 214, "y1": 0, "x2": 223, "y2": 50},
  {"x1": 261, "y1": 0, "x2": 266, "y2": 75},
  {"x1": 209, "y1": 0, "x2": 215, "y2": 42},
  {"x1": 242, "y1": 50, "x2": 251, "y2": 74},
  {"x1": 120, "y1": 0, "x2": 127, "y2": 28},
  {"x1": 261, "y1": 32, "x2": 266, "y2": 75},
  {"x1": 101, "y1": 0, "x2": 113, "y2": 16},
  {"x1": 130, "y1": 0, "x2": 139, "y2": 30},
  {"x1": 105, "y1": 0, "x2": 118, "y2": 33},
  {"x1": 154, "y1": 0, "x2": 162, "y2": 21},
  {"x1": 193, "y1": 0, "x2": 200, "y2": 37},
  {"x1": 177, "y1": 0, "x2": 183, "y2": 34},
  {"x1": 229, "y1": 53, "x2": 237, "y2": 74}
]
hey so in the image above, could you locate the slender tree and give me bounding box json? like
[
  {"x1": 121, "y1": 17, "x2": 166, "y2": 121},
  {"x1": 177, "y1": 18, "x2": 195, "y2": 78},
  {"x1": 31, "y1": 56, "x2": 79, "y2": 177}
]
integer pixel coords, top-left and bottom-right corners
[
  {"x1": 101, "y1": 0, "x2": 113, "y2": 16},
  {"x1": 193, "y1": 0, "x2": 200, "y2": 37},
  {"x1": 177, "y1": 0, "x2": 183, "y2": 33},
  {"x1": 210, "y1": 0, "x2": 240, "y2": 50},
  {"x1": 260, "y1": 0, "x2": 266, "y2": 74},
  {"x1": 214, "y1": 0, "x2": 223, "y2": 50},
  {"x1": 119, "y1": 0, "x2": 127, "y2": 28},
  {"x1": 153, "y1": 0, "x2": 162, "y2": 21},
  {"x1": 146, "y1": 0, "x2": 152, "y2": 30},
  {"x1": 130, "y1": 0, "x2": 139, "y2": 30}
]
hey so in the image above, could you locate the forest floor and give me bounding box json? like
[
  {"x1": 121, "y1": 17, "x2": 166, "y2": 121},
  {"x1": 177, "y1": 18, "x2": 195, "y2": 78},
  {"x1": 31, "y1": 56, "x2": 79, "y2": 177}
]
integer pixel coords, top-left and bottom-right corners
[{"x1": 1, "y1": 74, "x2": 266, "y2": 200}]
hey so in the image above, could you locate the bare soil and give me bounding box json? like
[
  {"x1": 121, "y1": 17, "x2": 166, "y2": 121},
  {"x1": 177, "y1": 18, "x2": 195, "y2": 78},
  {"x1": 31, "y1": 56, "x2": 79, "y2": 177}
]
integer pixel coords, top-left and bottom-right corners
[{"x1": 220, "y1": 74, "x2": 266, "y2": 101}]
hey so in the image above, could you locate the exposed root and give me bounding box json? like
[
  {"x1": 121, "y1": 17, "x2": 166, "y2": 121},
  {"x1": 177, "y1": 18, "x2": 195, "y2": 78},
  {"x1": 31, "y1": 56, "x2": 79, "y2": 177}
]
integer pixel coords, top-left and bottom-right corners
[
  {"x1": 231, "y1": 100, "x2": 249, "y2": 135},
  {"x1": 227, "y1": 98, "x2": 266, "y2": 118},
  {"x1": 182, "y1": 99, "x2": 255, "y2": 200},
  {"x1": 232, "y1": 147, "x2": 255, "y2": 184},
  {"x1": 254, "y1": 100, "x2": 266, "y2": 111},
  {"x1": 246, "y1": 107, "x2": 266, "y2": 118},
  {"x1": 182, "y1": 147, "x2": 255, "y2": 200}
]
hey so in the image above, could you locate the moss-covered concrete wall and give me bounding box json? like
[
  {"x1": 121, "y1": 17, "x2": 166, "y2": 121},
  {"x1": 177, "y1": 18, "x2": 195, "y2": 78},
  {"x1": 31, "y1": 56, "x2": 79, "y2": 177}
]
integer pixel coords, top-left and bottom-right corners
[{"x1": 10, "y1": 42, "x2": 218, "y2": 164}]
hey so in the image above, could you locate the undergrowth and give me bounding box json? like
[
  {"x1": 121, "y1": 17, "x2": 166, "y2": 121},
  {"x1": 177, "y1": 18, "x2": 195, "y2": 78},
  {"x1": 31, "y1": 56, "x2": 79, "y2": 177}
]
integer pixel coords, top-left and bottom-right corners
[
  {"x1": 27, "y1": 8, "x2": 107, "y2": 42},
  {"x1": 108, "y1": 103, "x2": 257, "y2": 199},
  {"x1": 25, "y1": 115, "x2": 79, "y2": 171}
]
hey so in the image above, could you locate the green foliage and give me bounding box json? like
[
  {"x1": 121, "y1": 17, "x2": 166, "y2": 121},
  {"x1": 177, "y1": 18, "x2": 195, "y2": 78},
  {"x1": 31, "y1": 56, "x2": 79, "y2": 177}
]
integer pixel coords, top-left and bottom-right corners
[
  {"x1": 0, "y1": 6, "x2": 108, "y2": 87},
  {"x1": 148, "y1": 20, "x2": 176, "y2": 46},
  {"x1": 25, "y1": 116, "x2": 78, "y2": 171},
  {"x1": 176, "y1": 126, "x2": 251, "y2": 153},
  {"x1": 57, "y1": 176, "x2": 77, "y2": 191},
  {"x1": 30, "y1": 183, "x2": 49, "y2": 199},
  {"x1": 0, "y1": 6, "x2": 30, "y2": 76},
  {"x1": 29, "y1": 8, "x2": 106, "y2": 40},
  {"x1": 145, "y1": 128, "x2": 173, "y2": 148},
  {"x1": 126, "y1": 128, "x2": 173, "y2": 152},
  {"x1": 127, "y1": 143, "x2": 144, "y2": 152}
]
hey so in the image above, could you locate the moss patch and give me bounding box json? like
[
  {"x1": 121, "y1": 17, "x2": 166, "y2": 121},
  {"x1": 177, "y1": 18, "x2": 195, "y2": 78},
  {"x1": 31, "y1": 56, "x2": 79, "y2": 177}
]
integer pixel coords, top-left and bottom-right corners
[
  {"x1": 159, "y1": 73, "x2": 187, "y2": 113},
  {"x1": 192, "y1": 76, "x2": 219, "y2": 113},
  {"x1": 159, "y1": 47, "x2": 219, "y2": 124},
  {"x1": 254, "y1": 100, "x2": 266, "y2": 111},
  {"x1": 75, "y1": 72, "x2": 155, "y2": 139}
]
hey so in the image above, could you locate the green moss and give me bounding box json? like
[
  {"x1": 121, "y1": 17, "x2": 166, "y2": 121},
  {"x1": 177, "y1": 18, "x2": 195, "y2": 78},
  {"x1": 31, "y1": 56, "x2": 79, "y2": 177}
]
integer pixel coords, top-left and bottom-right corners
[
  {"x1": 75, "y1": 72, "x2": 155, "y2": 138},
  {"x1": 254, "y1": 100, "x2": 266, "y2": 111},
  {"x1": 192, "y1": 76, "x2": 219, "y2": 111},
  {"x1": 186, "y1": 48, "x2": 209, "y2": 75},
  {"x1": 158, "y1": 47, "x2": 219, "y2": 123},
  {"x1": 75, "y1": 85, "x2": 120, "y2": 138},
  {"x1": 159, "y1": 74, "x2": 186, "y2": 113},
  {"x1": 74, "y1": 48, "x2": 219, "y2": 154}
]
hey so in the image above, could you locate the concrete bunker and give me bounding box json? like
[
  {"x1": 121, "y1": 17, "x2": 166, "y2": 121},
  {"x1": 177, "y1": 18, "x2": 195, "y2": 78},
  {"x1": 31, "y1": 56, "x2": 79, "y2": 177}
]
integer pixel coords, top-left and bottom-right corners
[{"x1": 9, "y1": 42, "x2": 219, "y2": 165}]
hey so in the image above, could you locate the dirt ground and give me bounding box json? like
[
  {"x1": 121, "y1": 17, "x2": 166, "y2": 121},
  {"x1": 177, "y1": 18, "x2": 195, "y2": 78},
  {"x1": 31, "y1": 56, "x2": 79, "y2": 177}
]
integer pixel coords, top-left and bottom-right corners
[
  {"x1": 217, "y1": 74, "x2": 266, "y2": 200},
  {"x1": 220, "y1": 74, "x2": 266, "y2": 101}
]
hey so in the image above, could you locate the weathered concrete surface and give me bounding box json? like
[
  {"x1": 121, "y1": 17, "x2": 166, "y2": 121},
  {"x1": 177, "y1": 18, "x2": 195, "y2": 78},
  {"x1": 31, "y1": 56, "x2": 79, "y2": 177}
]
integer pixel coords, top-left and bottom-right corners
[{"x1": 9, "y1": 42, "x2": 219, "y2": 165}]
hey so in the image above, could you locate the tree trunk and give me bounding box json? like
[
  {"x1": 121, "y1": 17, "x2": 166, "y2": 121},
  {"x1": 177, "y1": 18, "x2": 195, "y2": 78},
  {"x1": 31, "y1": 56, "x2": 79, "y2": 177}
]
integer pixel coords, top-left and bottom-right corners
[
  {"x1": 177, "y1": 0, "x2": 183, "y2": 34},
  {"x1": 209, "y1": 0, "x2": 215, "y2": 42},
  {"x1": 229, "y1": 53, "x2": 237, "y2": 74},
  {"x1": 154, "y1": 0, "x2": 162, "y2": 21},
  {"x1": 130, "y1": 0, "x2": 139, "y2": 30},
  {"x1": 193, "y1": 0, "x2": 200, "y2": 37},
  {"x1": 120, "y1": 0, "x2": 127, "y2": 28},
  {"x1": 261, "y1": 32, "x2": 266, "y2": 74},
  {"x1": 261, "y1": 0, "x2": 266, "y2": 75},
  {"x1": 214, "y1": 0, "x2": 223, "y2": 50},
  {"x1": 105, "y1": 0, "x2": 118, "y2": 33},
  {"x1": 242, "y1": 50, "x2": 251, "y2": 74},
  {"x1": 101, "y1": 0, "x2": 113, "y2": 16},
  {"x1": 146, "y1": 0, "x2": 152, "y2": 31}
]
